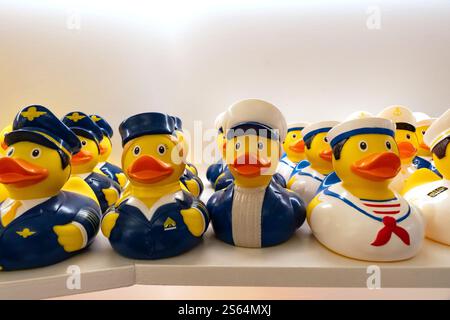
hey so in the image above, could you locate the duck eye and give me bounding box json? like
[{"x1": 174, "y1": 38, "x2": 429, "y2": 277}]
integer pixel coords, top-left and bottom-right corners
[
  {"x1": 157, "y1": 144, "x2": 167, "y2": 155},
  {"x1": 406, "y1": 134, "x2": 411, "y2": 139},
  {"x1": 359, "y1": 141, "x2": 368, "y2": 151},
  {"x1": 257, "y1": 142, "x2": 264, "y2": 150},
  {"x1": 235, "y1": 142, "x2": 241, "y2": 150},
  {"x1": 292, "y1": 134, "x2": 297, "y2": 139},
  {"x1": 31, "y1": 148, "x2": 41, "y2": 159},
  {"x1": 422, "y1": 130, "x2": 426, "y2": 135},
  {"x1": 7, "y1": 147, "x2": 14, "y2": 157},
  {"x1": 385, "y1": 141, "x2": 392, "y2": 150},
  {"x1": 81, "y1": 140, "x2": 87, "y2": 146},
  {"x1": 324, "y1": 137, "x2": 328, "y2": 143},
  {"x1": 133, "y1": 146, "x2": 141, "y2": 156}
]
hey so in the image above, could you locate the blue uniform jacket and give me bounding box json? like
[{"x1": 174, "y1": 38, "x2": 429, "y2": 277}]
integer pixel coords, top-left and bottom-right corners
[
  {"x1": 85, "y1": 172, "x2": 121, "y2": 214},
  {"x1": 0, "y1": 192, "x2": 101, "y2": 271},
  {"x1": 98, "y1": 162, "x2": 125, "y2": 187},
  {"x1": 206, "y1": 159, "x2": 226, "y2": 185},
  {"x1": 108, "y1": 191, "x2": 209, "y2": 259},
  {"x1": 413, "y1": 156, "x2": 442, "y2": 177},
  {"x1": 207, "y1": 180, "x2": 306, "y2": 247},
  {"x1": 180, "y1": 169, "x2": 204, "y2": 197},
  {"x1": 214, "y1": 168, "x2": 287, "y2": 191}
]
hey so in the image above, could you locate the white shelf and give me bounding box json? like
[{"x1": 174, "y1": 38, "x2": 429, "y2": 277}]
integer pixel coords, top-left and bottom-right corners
[{"x1": 2, "y1": 177, "x2": 450, "y2": 299}]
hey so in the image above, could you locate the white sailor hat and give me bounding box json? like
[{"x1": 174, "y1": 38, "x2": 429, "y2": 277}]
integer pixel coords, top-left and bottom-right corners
[
  {"x1": 413, "y1": 112, "x2": 436, "y2": 127},
  {"x1": 214, "y1": 112, "x2": 226, "y2": 133},
  {"x1": 224, "y1": 99, "x2": 287, "y2": 142},
  {"x1": 327, "y1": 117, "x2": 395, "y2": 148},
  {"x1": 378, "y1": 105, "x2": 416, "y2": 132},
  {"x1": 302, "y1": 121, "x2": 339, "y2": 144},
  {"x1": 424, "y1": 109, "x2": 450, "y2": 150},
  {"x1": 345, "y1": 111, "x2": 373, "y2": 121},
  {"x1": 287, "y1": 122, "x2": 309, "y2": 133}
]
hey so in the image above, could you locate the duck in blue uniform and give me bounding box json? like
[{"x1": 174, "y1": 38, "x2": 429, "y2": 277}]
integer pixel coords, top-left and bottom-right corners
[
  {"x1": 90, "y1": 115, "x2": 128, "y2": 189},
  {"x1": 171, "y1": 116, "x2": 204, "y2": 197},
  {"x1": 206, "y1": 112, "x2": 227, "y2": 186},
  {"x1": 62, "y1": 112, "x2": 121, "y2": 214},
  {"x1": 207, "y1": 99, "x2": 306, "y2": 248},
  {"x1": 101, "y1": 112, "x2": 209, "y2": 259},
  {"x1": 0, "y1": 105, "x2": 101, "y2": 270}
]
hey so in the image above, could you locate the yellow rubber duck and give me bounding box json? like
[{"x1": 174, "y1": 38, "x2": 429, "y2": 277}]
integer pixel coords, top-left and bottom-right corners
[
  {"x1": 378, "y1": 105, "x2": 419, "y2": 192},
  {"x1": 403, "y1": 109, "x2": 450, "y2": 245},
  {"x1": 0, "y1": 105, "x2": 101, "y2": 270},
  {"x1": 62, "y1": 112, "x2": 121, "y2": 214},
  {"x1": 90, "y1": 115, "x2": 128, "y2": 189},
  {"x1": 414, "y1": 112, "x2": 436, "y2": 158},
  {"x1": 102, "y1": 112, "x2": 209, "y2": 259},
  {"x1": 287, "y1": 121, "x2": 338, "y2": 204},
  {"x1": 276, "y1": 122, "x2": 309, "y2": 184},
  {"x1": 207, "y1": 99, "x2": 306, "y2": 248},
  {"x1": 308, "y1": 116, "x2": 425, "y2": 261}
]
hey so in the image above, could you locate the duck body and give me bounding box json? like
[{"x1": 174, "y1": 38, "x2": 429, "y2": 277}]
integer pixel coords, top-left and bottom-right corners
[
  {"x1": 0, "y1": 191, "x2": 100, "y2": 270},
  {"x1": 96, "y1": 161, "x2": 127, "y2": 189},
  {"x1": 288, "y1": 160, "x2": 327, "y2": 204},
  {"x1": 108, "y1": 189, "x2": 208, "y2": 259},
  {"x1": 310, "y1": 183, "x2": 424, "y2": 261},
  {"x1": 207, "y1": 180, "x2": 305, "y2": 247},
  {"x1": 276, "y1": 154, "x2": 298, "y2": 184},
  {"x1": 206, "y1": 159, "x2": 226, "y2": 186}
]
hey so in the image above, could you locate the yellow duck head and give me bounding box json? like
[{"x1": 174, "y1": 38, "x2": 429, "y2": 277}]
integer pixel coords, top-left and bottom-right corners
[
  {"x1": 328, "y1": 117, "x2": 401, "y2": 199},
  {"x1": 302, "y1": 121, "x2": 339, "y2": 175},
  {"x1": 282, "y1": 123, "x2": 309, "y2": 163},
  {"x1": 378, "y1": 105, "x2": 418, "y2": 165},
  {"x1": 215, "y1": 112, "x2": 227, "y2": 160},
  {"x1": 223, "y1": 99, "x2": 286, "y2": 188},
  {"x1": 413, "y1": 113, "x2": 436, "y2": 158},
  {"x1": 120, "y1": 113, "x2": 186, "y2": 188},
  {"x1": 0, "y1": 105, "x2": 81, "y2": 200},
  {"x1": 0, "y1": 125, "x2": 13, "y2": 157},
  {"x1": 424, "y1": 109, "x2": 450, "y2": 180},
  {"x1": 90, "y1": 115, "x2": 114, "y2": 163},
  {"x1": 63, "y1": 112, "x2": 104, "y2": 175}
]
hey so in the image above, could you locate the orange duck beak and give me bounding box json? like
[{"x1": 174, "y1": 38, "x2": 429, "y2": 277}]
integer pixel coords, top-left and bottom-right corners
[
  {"x1": 0, "y1": 157, "x2": 48, "y2": 187},
  {"x1": 351, "y1": 152, "x2": 401, "y2": 181},
  {"x1": 231, "y1": 153, "x2": 271, "y2": 177},
  {"x1": 289, "y1": 140, "x2": 305, "y2": 153},
  {"x1": 419, "y1": 142, "x2": 430, "y2": 151},
  {"x1": 397, "y1": 141, "x2": 417, "y2": 159},
  {"x1": 99, "y1": 144, "x2": 109, "y2": 155},
  {"x1": 319, "y1": 148, "x2": 333, "y2": 162},
  {"x1": 1, "y1": 141, "x2": 8, "y2": 151},
  {"x1": 71, "y1": 149, "x2": 94, "y2": 165},
  {"x1": 127, "y1": 155, "x2": 174, "y2": 184}
]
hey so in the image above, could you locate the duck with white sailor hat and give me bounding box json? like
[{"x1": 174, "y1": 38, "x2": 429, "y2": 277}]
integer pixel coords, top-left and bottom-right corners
[
  {"x1": 207, "y1": 99, "x2": 306, "y2": 248},
  {"x1": 403, "y1": 109, "x2": 450, "y2": 245},
  {"x1": 276, "y1": 122, "x2": 310, "y2": 184},
  {"x1": 287, "y1": 120, "x2": 339, "y2": 205},
  {"x1": 308, "y1": 116, "x2": 425, "y2": 261},
  {"x1": 378, "y1": 105, "x2": 420, "y2": 192}
]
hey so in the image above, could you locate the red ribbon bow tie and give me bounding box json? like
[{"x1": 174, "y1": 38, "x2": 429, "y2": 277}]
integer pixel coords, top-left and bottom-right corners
[{"x1": 371, "y1": 216, "x2": 410, "y2": 247}]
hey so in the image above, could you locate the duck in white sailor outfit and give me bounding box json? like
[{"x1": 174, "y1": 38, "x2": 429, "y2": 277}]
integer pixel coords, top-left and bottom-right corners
[
  {"x1": 287, "y1": 121, "x2": 339, "y2": 205},
  {"x1": 378, "y1": 105, "x2": 421, "y2": 193},
  {"x1": 276, "y1": 122, "x2": 309, "y2": 184},
  {"x1": 207, "y1": 99, "x2": 306, "y2": 248},
  {"x1": 308, "y1": 116, "x2": 425, "y2": 261},
  {"x1": 403, "y1": 109, "x2": 450, "y2": 245},
  {"x1": 101, "y1": 112, "x2": 209, "y2": 259},
  {"x1": 412, "y1": 112, "x2": 440, "y2": 176}
]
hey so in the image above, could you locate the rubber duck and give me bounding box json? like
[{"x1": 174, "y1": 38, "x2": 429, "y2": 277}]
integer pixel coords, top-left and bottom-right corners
[
  {"x1": 101, "y1": 112, "x2": 209, "y2": 259},
  {"x1": 0, "y1": 125, "x2": 12, "y2": 157},
  {"x1": 90, "y1": 115, "x2": 128, "y2": 189},
  {"x1": 403, "y1": 109, "x2": 450, "y2": 245},
  {"x1": 276, "y1": 122, "x2": 309, "y2": 184},
  {"x1": 287, "y1": 121, "x2": 339, "y2": 205},
  {"x1": 378, "y1": 105, "x2": 419, "y2": 192},
  {"x1": 411, "y1": 112, "x2": 440, "y2": 176},
  {"x1": 171, "y1": 116, "x2": 204, "y2": 197},
  {"x1": 62, "y1": 112, "x2": 121, "y2": 214},
  {"x1": 206, "y1": 112, "x2": 227, "y2": 186},
  {"x1": 207, "y1": 99, "x2": 306, "y2": 248},
  {"x1": 308, "y1": 117, "x2": 425, "y2": 261},
  {"x1": 0, "y1": 105, "x2": 101, "y2": 270}
]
